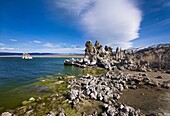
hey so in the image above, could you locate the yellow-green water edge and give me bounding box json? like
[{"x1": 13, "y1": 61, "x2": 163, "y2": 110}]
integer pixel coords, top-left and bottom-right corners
[
  {"x1": 0, "y1": 57, "x2": 106, "y2": 113},
  {"x1": 10, "y1": 69, "x2": 106, "y2": 115}
]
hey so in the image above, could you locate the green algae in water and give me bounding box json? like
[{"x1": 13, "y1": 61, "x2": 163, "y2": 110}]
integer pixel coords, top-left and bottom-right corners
[
  {"x1": 81, "y1": 68, "x2": 107, "y2": 76},
  {"x1": 13, "y1": 70, "x2": 106, "y2": 115},
  {"x1": 0, "y1": 58, "x2": 84, "y2": 113},
  {"x1": 0, "y1": 58, "x2": 106, "y2": 114},
  {"x1": 0, "y1": 85, "x2": 38, "y2": 113}
]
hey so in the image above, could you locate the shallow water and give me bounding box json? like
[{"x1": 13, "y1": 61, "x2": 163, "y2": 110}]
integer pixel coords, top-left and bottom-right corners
[
  {"x1": 0, "y1": 57, "x2": 104, "y2": 113},
  {"x1": 119, "y1": 86, "x2": 170, "y2": 115}
]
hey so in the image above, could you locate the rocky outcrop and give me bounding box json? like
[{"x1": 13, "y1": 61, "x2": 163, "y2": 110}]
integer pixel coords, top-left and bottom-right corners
[
  {"x1": 135, "y1": 44, "x2": 170, "y2": 70},
  {"x1": 66, "y1": 71, "x2": 161, "y2": 115},
  {"x1": 64, "y1": 41, "x2": 170, "y2": 72},
  {"x1": 65, "y1": 41, "x2": 113, "y2": 70},
  {"x1": 101, "y1": 103, "x2": 142, "y2": 116},
  {"x1": 67, "y1": 71, "x2": 164, "y2": 105}
]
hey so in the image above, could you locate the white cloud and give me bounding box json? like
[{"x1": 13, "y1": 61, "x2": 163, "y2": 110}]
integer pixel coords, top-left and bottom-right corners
[
  {"x1": 32, "y1": 47, "x2": 84, "y2": 53},
  {"x1": 10, "y1": 39, "x2": 17, "y2": 42},
  {"x1": 0, "y1": 47, "x2": 18, "y2": 51},
  {"x1": 33, "y1": 40, "x2": 42, "y2": 44},
  {"x1": 0, "y1": 42, "x2": 18, "y2": 51},
  {"x1": 41, "y1": 42, "x2": 84, "y2": 53},
  {"x1": 56, "y1": 0, "x2": 142, "y2": 49},
  {"x1": 0, "y1": 43, "x2": 5, "y2": 46},
  {"x1": 43, "y1": 42, "x2": 55, "y2": 48}
]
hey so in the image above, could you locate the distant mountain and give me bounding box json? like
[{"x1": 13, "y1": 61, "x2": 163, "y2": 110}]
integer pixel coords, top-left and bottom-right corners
[
  {"x1": 0, "y1": 52, "x2": 83, "y2": 56},
  {"x1": 127, "y1": 44, "x2": 170, "y2": 54},
  {"x1": 132, "y1": 43, "x2": 170, "y2": 69},
  {"x1": 0, "y1": 52, "x2": 22, "y2": 56}
]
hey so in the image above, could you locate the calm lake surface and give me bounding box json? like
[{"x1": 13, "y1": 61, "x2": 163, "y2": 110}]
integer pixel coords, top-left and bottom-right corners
[{"x1": 0, "y1": 57, "x2": 84, "y2": 112}]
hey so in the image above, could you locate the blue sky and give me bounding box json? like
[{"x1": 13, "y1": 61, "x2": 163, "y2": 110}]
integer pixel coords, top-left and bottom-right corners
[{"x1": 0, "y1": 0, "x2": 170, "y2": 53}]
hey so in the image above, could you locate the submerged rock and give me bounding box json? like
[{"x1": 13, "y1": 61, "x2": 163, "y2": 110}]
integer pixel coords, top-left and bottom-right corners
[{"x1": 22, "y1": 101, "x2": 30, "y2": 105}]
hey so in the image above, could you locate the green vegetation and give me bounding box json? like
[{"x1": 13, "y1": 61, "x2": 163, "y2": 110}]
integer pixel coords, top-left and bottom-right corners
[{"x1": 11, "y1": 68, "x2": 106, "y2": 115}]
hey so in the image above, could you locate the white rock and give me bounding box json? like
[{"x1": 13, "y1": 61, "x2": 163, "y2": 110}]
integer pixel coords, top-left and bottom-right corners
[
  {"x1": 1, "y1": 112, "x2": 12, "y2": 116},
  {"x1": 29, "y1": 97, "x2": 35, "y2": 102},
  {"x1": 54, "y1": 81, "x2": 64, "y2": 85}
]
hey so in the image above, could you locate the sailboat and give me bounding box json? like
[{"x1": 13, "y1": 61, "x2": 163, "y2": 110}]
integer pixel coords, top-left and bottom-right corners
[{"x1": 22, "y1": 53, "x2": 33, "y2": 59}]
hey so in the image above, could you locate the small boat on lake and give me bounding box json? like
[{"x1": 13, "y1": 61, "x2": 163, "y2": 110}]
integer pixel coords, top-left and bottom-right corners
[{"x1": 22, "y1": 53, "x2": 33, "y2": 59}]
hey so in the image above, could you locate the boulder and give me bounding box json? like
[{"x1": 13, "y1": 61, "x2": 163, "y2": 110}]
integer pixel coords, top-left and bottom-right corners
[
  {"x1": 90, "y1": 91, "x2": 98, "y2": 99},
  {"x1": 29, "y1": 97, "x2": 36, "y2": 102},
  {"x1": 101, "y1": 112, "x2": 108, "y2": 116},
  {"x1": 161, "y1": 80, "x2": 170, "y2": 89},
  {"x1": 106, "y1": 106, "x2": 116, "y2": 116},
  {"x1": 155, "y1": 76, "x2": 163, "y2": 79},
  {"x1": 1, "y1": 112, "x2": 12, "y2": 116},
  {"x1": 97, "y1": 57, "x2": 112, "y2": 70},
  {"x1": 147, "y1": 79, "x2": 159, "y2": 87},
  {"x1": 58, "y1": 108, "x2": 66, "y2": 116},
  {"x1": 113, "y1": 93, "x2": 120, "y2": 99},
  {"x1": 97, "y1": 93, "x2": 103, "y2": 101},
  {"x1": 68, "y1": 89, "x2": 79, "y2": 100}
]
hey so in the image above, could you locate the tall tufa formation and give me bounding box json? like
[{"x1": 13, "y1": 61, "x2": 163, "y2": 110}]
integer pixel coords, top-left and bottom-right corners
[
  {"x1": 85, "y1": 41, "x2": 95, "y2": 55},
  {"x1": 65, "y1": 41, "x2": 170, "y2": 72},
  {"x1": 83, "y1": 40, "x2": 113, "y2": 70}
]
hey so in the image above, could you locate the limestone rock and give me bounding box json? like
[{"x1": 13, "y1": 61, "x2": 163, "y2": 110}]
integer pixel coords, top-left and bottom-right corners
[
  {"x1": 68, "y1": 89, "x2": 79, "y2": 100},
  {"x1": 162, "y1": 80, "x2": 170, "y2": 89},
  {"x1": 1, "y1": 112, "x2": 12, "y2": 116}
]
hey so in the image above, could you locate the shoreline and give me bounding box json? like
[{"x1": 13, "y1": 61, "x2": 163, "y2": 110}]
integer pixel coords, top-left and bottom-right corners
[
  {"x1": 1, "y1": 70, "x2": 170, "y2": 115},
  {"x1": 1, "y1": 41, "x2": 170, "y2": 115},
  {"x1": 0, "y1": 55, "x2": 84, "y2": 58}
]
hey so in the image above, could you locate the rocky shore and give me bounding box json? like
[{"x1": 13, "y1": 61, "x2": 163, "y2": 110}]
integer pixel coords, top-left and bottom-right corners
[
  {"x1": 1, "y1": 70, "x2": 170, "y2": 116},
  {"x1": 64, "y1": 41, "x2": 170, "y2": 72},
  {"x1": 1, "y1": 41, "x2": 170, "y2": 116},
  {"x1": 67, "y1": 71, "x2": 170, "y2": 116}
]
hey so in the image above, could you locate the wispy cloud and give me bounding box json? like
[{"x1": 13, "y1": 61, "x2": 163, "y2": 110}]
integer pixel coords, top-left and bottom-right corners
[
  {"x1": 10, "y1": 39, "x2": 17, "y2": 42},
  {"x1": 0, "y1": 43, "x2": 5, "y2": 46},
  {"x1": 56, "y1": 0, "x2": 142, "y2": 49},
  {"x1": 41, "y1": 42, "x2": 84, "y2": 53},
  {"x1": 43, "y1": 42, "x2": 55, "y2": 48},
  {"x1": 0, "y1": 47, "x2": 18, "y2": 51},
  {"x1": 0, "y1": 42, "x2": 18, "y2": 51},
  {"x1": 43, "y1": 42, "x2": 69, "y2": 48},
  {"x1": 33, "y1": 40, "x2": 42, "y2": 44},
  {"x1": 33, "y1": 47, "x2": 84, "y2": 53}
]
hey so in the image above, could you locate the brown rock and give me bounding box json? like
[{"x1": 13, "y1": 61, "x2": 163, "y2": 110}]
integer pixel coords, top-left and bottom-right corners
[{"x1": 155, "y1": 76, "x2": 163, "y2": 79}]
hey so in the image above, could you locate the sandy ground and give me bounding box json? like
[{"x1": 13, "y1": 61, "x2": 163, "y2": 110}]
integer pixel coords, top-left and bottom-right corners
[
  {"x1": 124, "y1": 70, "x2": 170, "y2": 84},
  {"x1": 120, "y1": 70, "x2": 170, "y2": 115}
]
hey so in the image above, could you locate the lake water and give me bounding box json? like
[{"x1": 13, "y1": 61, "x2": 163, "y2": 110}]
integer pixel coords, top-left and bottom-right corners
[{"x1": 0, "y1": 57, "x2": 85, "y2": 112}]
